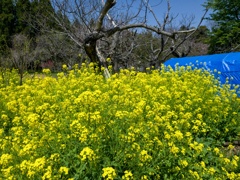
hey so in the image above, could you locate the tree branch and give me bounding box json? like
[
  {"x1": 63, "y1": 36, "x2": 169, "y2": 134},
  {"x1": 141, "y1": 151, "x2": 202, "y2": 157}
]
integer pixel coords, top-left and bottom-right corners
[
  {"x1": 104, "y1": 23, "x2": 196, "y2": 39},
  {"x1": 162, "y1": 8, "x2": 209, "y2": 62},
  {"x1": 96, "y1": 0, "x2": 116, "y2": 31}
]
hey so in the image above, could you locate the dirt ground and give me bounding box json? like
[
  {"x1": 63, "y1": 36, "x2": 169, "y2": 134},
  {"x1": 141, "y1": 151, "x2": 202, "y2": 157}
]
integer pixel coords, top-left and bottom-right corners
[{"x1": 223, "y1": 140, "x2": 240, "y2": 156}]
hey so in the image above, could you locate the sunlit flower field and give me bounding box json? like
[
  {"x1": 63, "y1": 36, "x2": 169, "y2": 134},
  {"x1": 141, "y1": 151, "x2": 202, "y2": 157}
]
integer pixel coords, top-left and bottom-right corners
[{"x1": 0, "y1": 64, "x2": 240, "y2": 179}]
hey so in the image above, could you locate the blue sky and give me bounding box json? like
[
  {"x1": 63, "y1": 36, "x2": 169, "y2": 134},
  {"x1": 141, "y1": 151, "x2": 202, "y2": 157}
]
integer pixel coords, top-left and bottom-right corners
[
  {"x1": 145, "y1": 0, "x2": 210, "y2": 27},
  {"x1": 116, "y1": 0, "x2": 211, "y2": 28}
]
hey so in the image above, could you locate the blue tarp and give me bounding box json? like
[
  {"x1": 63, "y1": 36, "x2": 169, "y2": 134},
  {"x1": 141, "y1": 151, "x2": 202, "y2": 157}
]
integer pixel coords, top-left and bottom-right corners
[{"x1": 164, "y1": 52, "x2": 240, "y2": 95}]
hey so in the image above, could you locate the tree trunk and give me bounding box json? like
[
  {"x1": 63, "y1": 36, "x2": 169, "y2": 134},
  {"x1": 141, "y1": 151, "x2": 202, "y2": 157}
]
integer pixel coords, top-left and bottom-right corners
[{"x1": 84, "y1": 36, "x2": 102, "y2": 70}]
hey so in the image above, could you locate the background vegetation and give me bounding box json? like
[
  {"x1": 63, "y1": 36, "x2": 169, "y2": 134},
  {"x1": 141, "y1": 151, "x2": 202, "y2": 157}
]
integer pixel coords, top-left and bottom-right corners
[
  {"x1": 206, "y1": 0, "x2": 240, "y2": 54},
  {"x1": 1, "y1": 0, "x2": 239, "y2": 76},
  {"x1": 1, "y1": 0, "x2": 237, "y2": 75}
]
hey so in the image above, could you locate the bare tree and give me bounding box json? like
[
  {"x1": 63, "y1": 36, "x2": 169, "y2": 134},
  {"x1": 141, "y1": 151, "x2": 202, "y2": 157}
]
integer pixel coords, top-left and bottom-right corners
[
  {"x1": 122, "y1": 2, "x2": 209, "y2": 69},
  {"x1": 10, "y1": 34, "x2": 35, "y2": 85},
  {"x1": 138, "y1": 1, "x2": 209, "y2": 65},
  {"x1": 43, "y1": 0, "x2": 208, "y2": 75},
  {"x1": 34, "y1": 33, "x2": 81, "y2": 71}
]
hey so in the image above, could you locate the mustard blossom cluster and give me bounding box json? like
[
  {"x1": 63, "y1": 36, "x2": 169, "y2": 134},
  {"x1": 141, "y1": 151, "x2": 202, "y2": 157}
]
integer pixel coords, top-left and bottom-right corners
[{"x1": 0, "y1": 64, "x2": 239, "y2": 179}]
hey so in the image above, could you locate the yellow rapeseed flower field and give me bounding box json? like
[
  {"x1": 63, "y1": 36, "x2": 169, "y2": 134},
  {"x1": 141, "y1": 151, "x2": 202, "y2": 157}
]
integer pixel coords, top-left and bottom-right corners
[{"x1": 0, "y1": 64, "x2": 240, "y2": 179}]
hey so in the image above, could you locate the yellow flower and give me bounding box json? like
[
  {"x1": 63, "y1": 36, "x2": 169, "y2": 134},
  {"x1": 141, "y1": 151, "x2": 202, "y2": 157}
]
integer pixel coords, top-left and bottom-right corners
[
  {"x1": 228, "y1": 144, "x2": 234, "y2": 150},
  {"x1": 62, "y1": 64, "x2": 68, "y2": 70},
  {"x1": 0, "y1": 154, "x2": 12, "y2": 168},
  {"x1": 59, "y1": 167, "x2": 69, "y2": 175},
  {"x1": 102, "y1": 167, "x2": 117, "y2": 180},
  {"x1": 233, "y1": 155, "x2": 239, "y2": 161},
  {"x1": 1, "y1": 114, "x2": 8, "y2": 120},
  {"x1": 179, "y1": 160, "x2": 188, "y2": 168},
  {"x1": 140, "y1": 150, "x2": 152, "y2": 162},
  {"x1": 42, "y1": 166, "x2": 52, "y2": 180},
  {"x1": 141, "y1": 175, "x2": 148, "y2": 180},
  {"x1": 208, "y1": 167, "x2": 216, "y2": 175},
  {"x1": 231, "y1": 159, "x2": 238, "y2": 167},
  {"x1": 185, "y1": 132, "x2": 191, "y2": 137},
  {"x1": 79, "y1": 147, "x2": 96, "y2": 161},
  {"x1": 200, "y1": 161, "x2": 206, "y2": 168},
  {"x1": 174, "y1": 166, "x2": 181, "y2": 171},
  {"x1": 181, "y1": 148, "x2": 186, "y2": 155},
  {"x1": 122, "y1": 170, "x2": 133, "y2": 180},
  {"x1": 170, "y1": 145, "x2": 179, "y2": 154},
  {"x1": 213, "y1": 147, "x2": 220, "y2": 154},
  {"x1": 227, "y1": 172, "x2": 237, "y2": 180},
  {"x1": 132, "y1": 142, "x2": 140, "y2": 151},
  {"x1": 1, "y1": 61, "x2": 239, "y2": 179},
  {"x1": 164, "y1": 132, "x2": 171, "y2": 139},
  {"x1": 42, "y1": 68, "x2": 51, "y2": 74},
  {"x1": 49, "y1": 153, "x2": 60, "y2": 161},
  {"x1": 27, "y1": 169, "x2": 35, "y2": 178},
  {"x1": 1, "y1": 166, "x2": 13, "y2": 177},
  {"x1": 33, "y1": 157, "x2": 46, "y2": 170},
  {"x1": 223, "y1": 158, "x2": 230, "y2": 164},
  {"x1": 189, "y1": 141, "x2": 204, "y2": 153},
  {"x1": 174, "y1": 130, "x2": 183, "y2": 140},
  {"x1": 189, "y1": 170, "x2": 200, "y2": 179}
]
